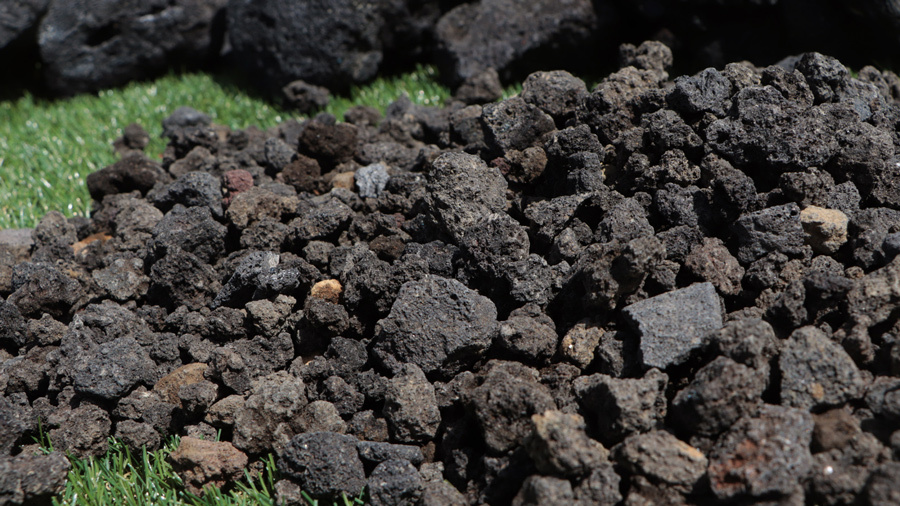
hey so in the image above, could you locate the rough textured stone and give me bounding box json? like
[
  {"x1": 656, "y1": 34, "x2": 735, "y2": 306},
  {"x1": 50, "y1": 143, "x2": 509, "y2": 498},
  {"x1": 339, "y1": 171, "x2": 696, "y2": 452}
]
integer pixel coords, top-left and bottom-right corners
[
  {"x1": 38, "y1": 0, "x2": 226, "y2": 95},
  {"x1": 381, "y1": 364, "x2": 440, "y2": 445},
  {"x1": 277, "y1": 432, "x2": 366, "y2": 500},
  {"x1": 779, "y1": 326, "x2": 866, "y2": 410},
  {"x1": 623, "y1": 282, "x2": 723, "y2": 370},
  {"x1": 800, "y1": 206, "x2": 849, "y2": 255},
  {"x1": 373, "y1": 275, "x2": 498, "y2": 377},
  {"x1": 0, "y1": 452, "x2": 70, "y2": 505},
  {"x1": 573, "y1": 368, "x2": 668, "y2": 445},
  {"x1": 614, "y1": 430, "x2": 708, "y2": 493},
  {"x1": 168, "y1": 437, "x2": 248, "y2": 496},
  {"x1": 708, "y1": 404, "x2": 814, "y2": 499},
  {"x1": 525, "y1": 410, "x2": 608, "y2": 477}
]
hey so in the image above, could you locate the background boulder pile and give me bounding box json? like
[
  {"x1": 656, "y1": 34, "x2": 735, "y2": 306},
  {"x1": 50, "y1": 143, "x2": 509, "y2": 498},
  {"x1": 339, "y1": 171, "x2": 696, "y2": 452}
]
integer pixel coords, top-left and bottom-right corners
[
  {"x1": 3, "y1": 0, "x2": 900, "y2": 99},
  {"x1": 2, "y1": 42, "x2": 900, "y2": 505}
]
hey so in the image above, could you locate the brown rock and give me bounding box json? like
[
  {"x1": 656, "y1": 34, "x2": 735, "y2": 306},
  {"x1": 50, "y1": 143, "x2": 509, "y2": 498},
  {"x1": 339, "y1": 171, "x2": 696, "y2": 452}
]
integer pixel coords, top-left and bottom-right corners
[
  {"x1": 154, "y1": 363, "x2": 209, "y2": 405},
  {"x1": 310, "y1": 279, "x2": 342, "y2": 304},
  {"x1": 812, "y1": 407, "x2": 861, "y2": 452},
  {"x1": 331, "y1": 171, "x2": 356, "y2": 191},
  {"x1": 168, "y1": 436, "x2": 248, "y2": 496},
  {"x1": 685, "y1": 237, "x2": 744, "y2": 296}
]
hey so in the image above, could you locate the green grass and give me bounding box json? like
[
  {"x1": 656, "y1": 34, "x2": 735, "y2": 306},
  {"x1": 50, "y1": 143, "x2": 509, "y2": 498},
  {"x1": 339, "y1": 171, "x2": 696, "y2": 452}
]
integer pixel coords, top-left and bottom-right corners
[
  {"x1": 38, "y1": 436, "x2": 365, "y2": 506},
  {"x1": 0, "y1": 65, "x2": 453, "y2": 230}
]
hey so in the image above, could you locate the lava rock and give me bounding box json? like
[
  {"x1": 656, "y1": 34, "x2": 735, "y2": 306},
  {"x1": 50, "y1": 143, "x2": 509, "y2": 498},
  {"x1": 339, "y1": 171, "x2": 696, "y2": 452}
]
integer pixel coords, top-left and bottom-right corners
[
  {"x1": 383, "y1": 364, "x2": 441, "y2": 444},
  {"x1": 732, "y1": 203, "x2": 807, "y2": 265},
  {"x1": 367, "y1": 459, "x2": 423, "y2": 506},
  {"x1": 524, "y1": 409, "x2": 608, "y2": 477},
  {"x1": 778, "y1": 326, "x2": 866, "y2": 411},
  {"x1": 232, "y1": 371, "x2": 307, "y2": 455},
  {"x1": 228, "y1": 0, "x2": 387, "y2": 92},
  {"x1": 466, "y1": 361, "x2": 557, "y2": 454},
  {"x1": 708, "y1": 404, "x2": 814, "y2": 500},
  {"x1": 168, "y1": 437, "x2": 248, "y2": 496},
  {"x1": 373, "y1": 275, "x2": 498, "y2": 377},
  {"x1": 614, "y1": 430, "x2": 708, "y2": 493},
  {"x1": 277, "y1": 432, "x2": 367, "y2": 501},
  {"x1": 434, "y1": 0, "x2": 598, "y2": 85},
  {"x1": 282, "y1": 80, "x2": 331, "y2": 114},
  {"x1": 0, "y1": 452, "x2": 70, "y2": 505},
  {"x1": 671, "y1": 356, "x2": 766, "y2": 438},
  {"x1": 38, "y1": 0, "x2": 226, "y2": 95},
  {"x1": 622, "y1": 282, "x2": 723, "y2": 370},
  {"x1": 573, "y1": 368, "x2": 668, "y2": 445}
]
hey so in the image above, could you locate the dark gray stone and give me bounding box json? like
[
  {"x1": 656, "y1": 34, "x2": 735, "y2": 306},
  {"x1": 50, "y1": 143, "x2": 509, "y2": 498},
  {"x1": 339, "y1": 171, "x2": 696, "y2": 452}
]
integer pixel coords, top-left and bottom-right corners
[
  {"x1": 383, "y1": 364, "x2": 440, "y2": 444},
  {"x1": 277, "y1": 432, "x2": 366, "y2": 500},
  {"x1": 0, "y1": 452, "x2": 70, "y2": 505},
  {"x1": 779, "y1": 326, "x2": 866, "y2": 410},
  {"x1": 39, "y1": 0, "x2": 226, "y2": 95},
  {"x1": 367, "y1": 459, "x2": 423, "y2": 506},
  {"x1": 356, "y1": 441, "x2": 424, "y2": 467},
  {"x1": 524, "y1": 410, "x2": 608, "y2": 478},
  {"x1": 228, "y1": 0, "x2": 386, "y2": 91},
  {"x1": 708, "y1": 404, "x2": 813, "y2": 499},
  {"x1": 435, "y1": 0, "x2": 597, "y2": 85},
  {"x1": 733, "y1": 203, "x2": 807, "y2": 264},
  {"x1": 573, "y1": 368, "x2": 668, "y2": 445},
  {"x1": 373, "y1": 275, "x2": 498, "y2": 377},
  {"x1": 623, "y1": 282, "x2": 723, "y2": 370}
]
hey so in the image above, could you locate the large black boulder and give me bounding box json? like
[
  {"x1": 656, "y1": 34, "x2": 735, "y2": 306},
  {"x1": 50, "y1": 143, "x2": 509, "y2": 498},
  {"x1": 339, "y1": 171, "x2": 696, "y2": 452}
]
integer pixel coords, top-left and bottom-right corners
[{"x1": 38, "y1": 0, "x2": 226, "y2": 95}]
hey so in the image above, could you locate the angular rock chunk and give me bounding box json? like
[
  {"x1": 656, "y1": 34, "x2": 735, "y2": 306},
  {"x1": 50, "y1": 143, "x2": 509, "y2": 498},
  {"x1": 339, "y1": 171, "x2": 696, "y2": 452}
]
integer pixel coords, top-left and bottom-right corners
[
  {"x1": 69, "y1": 335, "x2": 157, "y2": 400},
  {"x1": 373, "y1": 275, "x2": 498, "y2": 377},
  {"x1": 149, "y1": 171, "x2": 223, "y2": 218},
  {"x1": 277, "y1": 432, "x2": 366, "y2": 501},
  {"x1": 434, "y1": 0, "x2": 597, "y2": 85},
  {"x1": 525, "y1": 410, "x2": 608, "y2": 477},
  {"x1": 148, "y1": 247, "x2": 221, "y2": 311},
  {"x1": 48, "y1": 403, "x2": 111, "y2": 458},
  {"x1": 8, "y1": 262, "x2": 84, "y2": 318},
  {"x1": 151, "y1": 205, "x2": 227, "y2": 265},
  {"x1": 367, "y1": 459, "x2": 423, "y2": 506},
  {"x1": 512, "y1": 475, "x2": 575, "y2": 506},
  {"x1": 86, "y1": 152, "x2": 169, "y2": 201},
  {"x1": 232, "y1": 371, "x2": 307, "y2": 455},
  {"x1": 228, "y1": 0, "x2": 387, "y2": 91},
  {"x1": 800, "y1": 206, "x2": 848, "y2": 255},
  {"x1": 0, "y1": 452, "x2": 70, "y2": 505},
  {"x1": 779, "y1": 326, "x2": 865, "y2": 410},
  {"x1": 614, "y1": 431, "x2": 708, "y2": 493},
  {"x1": 573, "y1": 463, "x2": 622, "y2": 506},
  {"x1": 672, "y1": 356, "x2": 765, "y2": 438},
  {"x1": 623, "y1": 282, "x2": 722, "y2": 370},
  {"x1": 466, "y1": 361, "x2": 556, "y2": 454},
  {"x1": 573, "y1": 368, "x2": 667, "y2": 445},
  {"x1": 708, "y1": 405, "x2": 813, "y2": 499},
  {"x1": 426, "y1": 151, "x2": 507, "y2": 235},
  {"x1": 38, "y1": 0, "x2": 225, "y2": 94},
  {"x1": 383, "y1": 364, "x2": 441, "y2": 444},
  {"x1": 168, "y1": 437, "x2": 248, "y2": 496},
  {"x1": 732, "y1": 203, "x2": 806, "y2": 264}
]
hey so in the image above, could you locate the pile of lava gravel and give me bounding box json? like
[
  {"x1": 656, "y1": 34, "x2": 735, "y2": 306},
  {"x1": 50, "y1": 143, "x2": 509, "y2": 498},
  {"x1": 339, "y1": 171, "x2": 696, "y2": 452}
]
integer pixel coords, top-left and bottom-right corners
[{"x1": 3, "y1": 41, "x2": 900, "y2": 506}]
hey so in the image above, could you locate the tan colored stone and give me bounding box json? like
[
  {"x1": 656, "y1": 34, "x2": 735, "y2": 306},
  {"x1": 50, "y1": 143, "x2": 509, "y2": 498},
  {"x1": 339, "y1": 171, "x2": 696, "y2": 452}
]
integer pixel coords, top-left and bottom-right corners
[
  {"x1": 168, "y1": 436, "x2": 248, "y2": 496},
  {"x1": 332, "y1": 171, "x2": 355, "y2": 190},
  {"x1": 154, "y1": 363, "x2": 208, "y2": 405},
  {"x1": 800, "y1": 206, "x2": 848, "y2": 255},
  {"x1": 310, "y1": 279, "x2": 342, "y2": 304}
]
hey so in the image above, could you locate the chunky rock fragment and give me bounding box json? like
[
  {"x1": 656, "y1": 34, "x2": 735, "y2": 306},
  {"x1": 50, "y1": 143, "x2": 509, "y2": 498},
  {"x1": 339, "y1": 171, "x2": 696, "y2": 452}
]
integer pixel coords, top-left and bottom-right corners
[
  {"x1": 277, "y1": 432, "x2": 366, "y2": 501},
  {"x1": 573, "y1": 368, "x2": 668, "y2": 445},
  {"x1": 800, "y1": 206, "x2": 849, "y2": 255},
  {"x1": 708, "y1": 405, "x2": 813, "y2": 499},
  {"x1": 168, "y1": 437, "x2": 248, "y2": 496},
  {"x1": 614, "y1": 431, "x2": 708, "y2": 493},
  {"x1": 525, "y1": 410, "x2": 608, "y2": 477},
  {"x1": 373, "y1": 275, "x2": 498, "y2": 376},
  {"x1": 779, "y1": 326, "x2": 866, "y2": 410},
  {"x1": 383, "y1": 364, "x2": 441, "y2": 444},
  {"x1": 623, "y1": 282, "x2": 723, "y2": 370}
]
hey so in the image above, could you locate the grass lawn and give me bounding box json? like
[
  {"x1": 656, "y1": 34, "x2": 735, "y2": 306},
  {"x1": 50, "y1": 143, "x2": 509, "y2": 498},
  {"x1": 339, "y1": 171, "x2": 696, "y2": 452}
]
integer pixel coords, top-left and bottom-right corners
[{"x1": 0, "y1": 65, "x2": 453, "y2": 230}]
